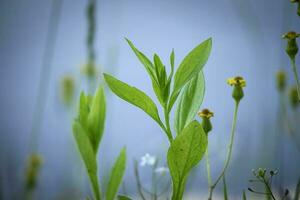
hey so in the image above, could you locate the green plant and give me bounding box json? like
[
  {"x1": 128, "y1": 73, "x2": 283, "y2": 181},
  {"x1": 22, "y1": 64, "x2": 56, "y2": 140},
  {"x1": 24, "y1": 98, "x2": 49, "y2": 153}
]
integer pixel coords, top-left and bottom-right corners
[
  {"x1": 282, "y1": 32, "x2": 300, "y2": 100},
  {"x1": 202, "y1": 76, "x2": 246, "y2": 200},
  {"x1": 72, "y1": 86, "x2": 127, "y2": 200},
  {"x1": 104, "y1": 38, "x2": 211, "y2": 200}
]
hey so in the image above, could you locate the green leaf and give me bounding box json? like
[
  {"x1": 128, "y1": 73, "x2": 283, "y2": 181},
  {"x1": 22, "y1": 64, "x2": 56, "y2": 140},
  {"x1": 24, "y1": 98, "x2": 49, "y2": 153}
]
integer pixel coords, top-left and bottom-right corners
[
  {"x1": 125, "y1": 38, "x2": 155, "y2": 77},
  {"x1": 174, "y1": 71, "x2": 205, "y2": 134},
  {"x1": 73, "y1": 121, "x2": 101, "y2": 200},
  {"x1": 117, "y1": 195, "x2": 133, "y2": 200},
  {"x1": 168, "y1": 38, "x2": 212, "y2": 113},
  {"x1": 103, "y1": 73, "x2": 163, "y2": 126},
  {"x1": 223, "y1": 176, "x2": 228, "y2": 200},
  {"x1": 79, "y1": 91, "x2": 89, "y2": 129},
  {"x1": 106, "y1": 148, "x2": 127, "y2": 200},
  {"x1": 167, "y1": 120, "x2": 207, "y2": 200},
  {"x1": 87, "y1": 86, "x2": 106, "y2": 153}
]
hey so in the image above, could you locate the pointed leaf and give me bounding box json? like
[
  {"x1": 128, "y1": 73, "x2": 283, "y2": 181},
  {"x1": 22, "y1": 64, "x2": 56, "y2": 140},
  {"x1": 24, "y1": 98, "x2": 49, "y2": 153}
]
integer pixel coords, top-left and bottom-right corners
[
  {"x1": 167, "y1": 120, "x2": 207, "y2": 200},
  {"x1": 106, "y1": 148, "x2": 127, "y2": 200},
  {"x1": 87, "y1": 86, "x2": 106, "y2": 152},
  {"x1": 168, "y1": 38, "x2": 212, "y2": 112},
  {"x1": 73, "y1": 121, "x2": 101, "y2": 200},
  {"x1": 118, "y1": 195, "x2": 133, "y2": 200},
  {"x1": 103, "y1": 73, "x2": 163, "y2": 125},
  {"x1": 174, "y1": 71, "x2": 205, "y2": 134}
]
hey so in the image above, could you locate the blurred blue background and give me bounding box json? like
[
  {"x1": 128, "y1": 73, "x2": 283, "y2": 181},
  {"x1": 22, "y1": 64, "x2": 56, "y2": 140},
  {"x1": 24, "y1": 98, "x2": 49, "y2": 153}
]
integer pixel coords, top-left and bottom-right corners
[{"x1": 1, "y1": 0, "x2": 300, "y2": 199}]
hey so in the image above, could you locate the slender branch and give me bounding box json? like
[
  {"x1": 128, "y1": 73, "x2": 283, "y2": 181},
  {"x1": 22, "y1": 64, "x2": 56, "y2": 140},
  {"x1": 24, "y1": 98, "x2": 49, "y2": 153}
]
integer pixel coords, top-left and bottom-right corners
[
  {"x1": 208, "y1": 101, "x2": 240, "y2": 200},
  {"x1": 134, "y1": 160, "x2": 146, "y2": 200},
  {"x1": 263, "y1": 177, "x2": 277, "y2": 200},
  {"x1": 205, "y1": 147, "x2": 212, "y2": 187},
  {"x1": 163, "y1": 106, "x2": 173, "y2": 142}
]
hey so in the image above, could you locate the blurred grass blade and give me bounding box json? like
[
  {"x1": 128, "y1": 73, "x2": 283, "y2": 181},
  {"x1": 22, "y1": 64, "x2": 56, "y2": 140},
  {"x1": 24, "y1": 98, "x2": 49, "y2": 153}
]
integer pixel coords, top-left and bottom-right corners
[
  {"x1": 106, "y1": 148, "x2": 127, "y2": 200},
  {"x1": 223, "y1": 176, "x2": 228, "y2": 200},
  {"x1": 243, "y1": 190, "x2": 247, "y2": 200},
  {"x1": 294, "y1": 177, "x2": 300, "y2": 200},
  {"x1": 118, "y1": 195, "x2": 133, "y2": 200}
]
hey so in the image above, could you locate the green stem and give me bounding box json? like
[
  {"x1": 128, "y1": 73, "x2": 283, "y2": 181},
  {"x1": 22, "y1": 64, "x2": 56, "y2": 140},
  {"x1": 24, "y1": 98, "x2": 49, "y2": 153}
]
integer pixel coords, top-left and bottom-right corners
[
  {"x1": 89, "y1": 173, "x2": 101, "y2": 200},
  {"x1": 163, "y1": 106, "x2": 173, "y2": 142},
  {"x1": 134, "y1": 160, "x2": 146, "y2": 200},
  {"x1": 205, "y1": 147, "x2": 212, "y2": 187},
  {"x1": 29, "y1": 0, "x2": 63, "y2": 152},
  {"x1": 291, "y1": 58, "x2": 300, "y2": 101},
  {"x1": 262, "y1": 178, "x2": 276, "y2": 200},
  {"x1": 208, "y1": 101, "x2": 240, "y2": 200}
]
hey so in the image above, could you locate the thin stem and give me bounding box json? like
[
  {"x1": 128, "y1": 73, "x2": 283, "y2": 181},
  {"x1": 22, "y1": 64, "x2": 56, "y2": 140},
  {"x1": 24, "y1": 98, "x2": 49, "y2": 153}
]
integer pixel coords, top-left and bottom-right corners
[
  {"x1": 205, "y1": 147, "x2": 212, "y2": 187},
  {"x1": 29, "y1": 0, "x2": 63, "y2": 152},
  {"x1": 208, "y1": 101, "x2": 240, "y2": 200},
  {"x1": 134, "y1": 160, "x2": 146, "y2": 200},
  {"x1": 291, "y1": 58, "x2": 300, "y2": 101},
  {"x1": 263, "y1": 177, "x2": 277, "y2": 200},
  {"x1": 163, "y1": 106, "x2": 173, "y2": 142}
]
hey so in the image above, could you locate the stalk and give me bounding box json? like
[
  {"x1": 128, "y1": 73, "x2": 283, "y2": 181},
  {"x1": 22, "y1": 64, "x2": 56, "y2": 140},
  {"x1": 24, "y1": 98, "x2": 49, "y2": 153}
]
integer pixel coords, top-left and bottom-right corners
[
  {"x1": 208, "y1": 101, "x2": 239, "y2": 200},
  {"x1": 29, "y1": 0, "x2": 63, "y2": 152},
  {"x1": 291, "y1": 58, "x2": 300, "y2": 101}
]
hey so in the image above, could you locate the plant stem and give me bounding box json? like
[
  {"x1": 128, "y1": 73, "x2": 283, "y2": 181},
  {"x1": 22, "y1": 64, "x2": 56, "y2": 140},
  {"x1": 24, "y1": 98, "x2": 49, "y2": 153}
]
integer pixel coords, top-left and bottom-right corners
[
  {"x1": 263, "y1": 177, "x2": 276, "y2": 200},
  {"x1": 163, "y1": 106, "x2": 173, "y2": 142},
  {"x1": 208, "y1": 101, "x2": 240, "y2": 200},
  {"x1": 134, "y1": 160, "x2": 146, "y2": 200},
  {"x1": 29, "y1": 0, "x2": 63, "y2": 152},
  {"x1": 89, "y1": 173, "x2": 101, "y2": 200},
  {"x1": 205, "y1": 147, "x2": 212, "y2": 187},
  {"x1": 291, "y1": 58, "x2": 300, "y2": 101}
]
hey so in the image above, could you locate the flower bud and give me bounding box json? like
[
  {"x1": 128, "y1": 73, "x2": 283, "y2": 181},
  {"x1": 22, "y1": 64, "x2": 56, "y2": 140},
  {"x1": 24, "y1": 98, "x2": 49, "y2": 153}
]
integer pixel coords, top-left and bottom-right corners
[
  {"x1": 289, "y1": 86, "x2": 299, "y2": 109},
  {"x1": 25, "y1": 154, "x2": 43, "y2": 190},
  {"x1": 198, "y1": 108, "x2": 214, "y2": 134},
  {"x1": 227, "y1": 76, "x2": 246, "y2": 103},
  {"x1": 291, "y1": 0, "x2": 300, "y2": 16},
  {"x1": 282, "y1": 31, "x2": 300, "y2": 60},
  {"x1": 60, "y1": 75, "x2": 75, "y2": 106},
  {"x1": 276, "y1": 70, "x2": 286, "y2": 92},
  {"x1": 81, "y1": 62, "x2": 97, "y2": 79}
]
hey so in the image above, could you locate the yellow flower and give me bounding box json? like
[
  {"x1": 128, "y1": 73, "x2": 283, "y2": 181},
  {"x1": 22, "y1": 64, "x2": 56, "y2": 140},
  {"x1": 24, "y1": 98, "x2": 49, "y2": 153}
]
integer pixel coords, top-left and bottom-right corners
[
  {"x1": 282, "y1": 31, "x2": 300, "y2": 40},
  {"x1": 227, "y1": 76, "x2": 246, "y2": 87},
  {"x1": 198, "y1": 108, "x2": 214, "y2": 119}
]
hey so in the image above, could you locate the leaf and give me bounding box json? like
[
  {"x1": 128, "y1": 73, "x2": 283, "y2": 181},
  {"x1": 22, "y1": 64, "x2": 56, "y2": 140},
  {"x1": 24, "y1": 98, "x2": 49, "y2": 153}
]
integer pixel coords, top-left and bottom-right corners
[
  {"x1": 103, "y1": 73, "x2": 163, "y2": 125},
  {"x1": 168, "y1": 38, "x2": 212, "y2": 113},
  {"x1": 174, "y1": 71, "x2": 205, "y2": 134},
  {"x1": 79, "y1": 91, "x2": 89, "y2": 129},
  {"x1": 125, "y1": 38, "x2": 155, "y2": 77},
  {"x1": 167, "y1": 120, "x2": 207, "y2": 200},
  {"x1": 87, "y1": 86, "x2": 106, "y2": 152},
  {"x1": 106, "y1": 148, "x2": 127, "y2": 200},
  {"x1": 73, "y1": 121, "x2": 101, "y2": 200},
  {"x1": 118, "y1": 195, "x2": 133, "y2": 200},
  {"x1": 223, "y1": 176, "x2": 228, "y2": 200}
]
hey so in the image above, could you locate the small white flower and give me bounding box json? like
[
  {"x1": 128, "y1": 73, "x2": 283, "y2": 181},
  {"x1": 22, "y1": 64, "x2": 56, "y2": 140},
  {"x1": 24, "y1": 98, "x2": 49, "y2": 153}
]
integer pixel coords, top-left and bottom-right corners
[
  {"x1": 155, "y1": 167, "x2": 169, "y2": 174},
  {"x1": 140, "y1": 153, "x2": 156, "y2": 166}
]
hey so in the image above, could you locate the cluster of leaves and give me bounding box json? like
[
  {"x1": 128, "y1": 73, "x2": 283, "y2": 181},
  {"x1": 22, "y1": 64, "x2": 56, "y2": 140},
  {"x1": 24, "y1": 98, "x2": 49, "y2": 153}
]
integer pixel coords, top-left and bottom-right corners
[
  {"x1": 104, "y1": 38, "x2": 212, "y2": 200},
  {"x1": 72, "y1": 86, "x2": 127, "y2": 200}
]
